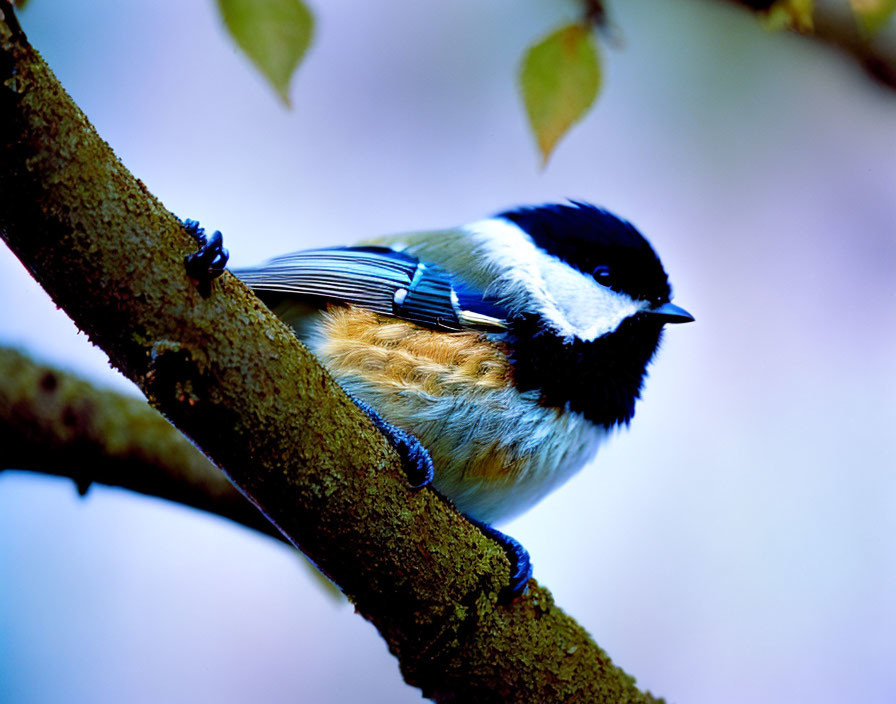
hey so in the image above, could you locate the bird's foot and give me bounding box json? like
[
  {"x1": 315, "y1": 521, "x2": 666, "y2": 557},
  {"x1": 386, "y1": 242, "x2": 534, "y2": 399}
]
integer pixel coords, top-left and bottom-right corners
[
  {"x1": 465, "y1": 516, "x2": 532, "y2": 600},
  {"x1": 182, "y1": 218, "x2": 229, "y2": 297},
  {"x1": 352, "y1": 397, "x2": 434, "y2": 489}
]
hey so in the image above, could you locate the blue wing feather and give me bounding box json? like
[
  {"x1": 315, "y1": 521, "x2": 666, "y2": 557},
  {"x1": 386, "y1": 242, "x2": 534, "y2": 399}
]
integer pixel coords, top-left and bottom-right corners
[{"x1": 233, "y1": 246, "x2": 506, "y2": 332}]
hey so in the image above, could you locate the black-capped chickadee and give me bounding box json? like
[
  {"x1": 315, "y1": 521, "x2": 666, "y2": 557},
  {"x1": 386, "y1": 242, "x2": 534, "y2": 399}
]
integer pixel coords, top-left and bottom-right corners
[{"x1": 220, "y1": 201, "x2": 693, "y2": 593}]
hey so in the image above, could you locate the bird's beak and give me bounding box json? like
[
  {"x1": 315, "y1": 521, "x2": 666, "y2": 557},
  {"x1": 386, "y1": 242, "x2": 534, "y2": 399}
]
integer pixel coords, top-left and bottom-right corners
[{"x1": 646, "y1": 302, "x2": 694, "y2": 324}]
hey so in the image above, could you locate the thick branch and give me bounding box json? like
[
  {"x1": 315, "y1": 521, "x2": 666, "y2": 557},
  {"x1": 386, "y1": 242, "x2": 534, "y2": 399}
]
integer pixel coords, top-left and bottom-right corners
[
  {"x1": 0, "y1": 345, "x2": 286, "y2": 543},
  {"x1": 0, "y1": 5, "x2": 661, "y2": 702}
]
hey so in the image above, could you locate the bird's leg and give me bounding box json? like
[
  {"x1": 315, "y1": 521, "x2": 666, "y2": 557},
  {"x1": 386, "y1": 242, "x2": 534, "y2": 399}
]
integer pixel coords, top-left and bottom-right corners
[
  {"x1": 464, "y1": 515, "x2": 532, "y2": 599},
  {"x1": 352, "y1": 397, "x2": 529, "y2": 598},
  {"x1": 351, "y1": 397, "x2": 434, "y2": 489},
  {"x1": 182, "y1": 218, "x2": 229, "y2": 297}
]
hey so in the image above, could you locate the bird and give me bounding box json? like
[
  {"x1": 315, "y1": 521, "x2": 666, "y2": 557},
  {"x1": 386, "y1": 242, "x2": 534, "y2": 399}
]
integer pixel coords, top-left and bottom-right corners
[{"x1": 223, "y1": 201, "x2": 693, "y2": 593}]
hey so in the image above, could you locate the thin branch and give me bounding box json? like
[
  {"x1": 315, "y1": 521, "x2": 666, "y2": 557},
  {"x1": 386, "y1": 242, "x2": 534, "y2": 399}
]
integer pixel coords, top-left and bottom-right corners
[
  {"x1": 0, "y1": 345, "x2": 287, "y2": 543},
  {"x1": 0, "y1": 4, "x2": 661, "y2": 702},
  {"x1": 812, "y1": 0, "x2": 896, "y2": 88},
  {"x1": 724, "y1": 0, "x2": 896, "y2": 89}
]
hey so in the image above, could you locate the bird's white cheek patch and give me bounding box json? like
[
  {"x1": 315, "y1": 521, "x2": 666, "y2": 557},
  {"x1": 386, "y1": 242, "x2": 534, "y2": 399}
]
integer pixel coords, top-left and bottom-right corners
[
  {"x1": 461, "y1": 217, "x2": 646, "y2": 341},
  {"x1": 538, "y1": 257, "x2": 644, "y2": 341},
  {"x1": 568, "y1": 289, "x2": 646, "y2": 341}
]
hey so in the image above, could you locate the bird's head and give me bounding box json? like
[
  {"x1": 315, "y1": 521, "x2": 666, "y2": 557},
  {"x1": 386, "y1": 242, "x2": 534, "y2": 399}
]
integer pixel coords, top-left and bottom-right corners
[{"x1": 465, "y1": 201, "x2": 693, "y2": 425}]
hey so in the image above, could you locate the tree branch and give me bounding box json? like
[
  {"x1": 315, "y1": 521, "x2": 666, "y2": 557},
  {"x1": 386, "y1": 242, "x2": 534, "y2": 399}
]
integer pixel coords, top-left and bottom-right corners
[
  {"x1": 0, "y1": 4, "x2": 661, "y2": 702},
  {"x1": 725, "y1": 0, "x2": 896, "y2": 89},
  {"x1": 0, "y1": 345, "x2": 287, "y2": 543}
]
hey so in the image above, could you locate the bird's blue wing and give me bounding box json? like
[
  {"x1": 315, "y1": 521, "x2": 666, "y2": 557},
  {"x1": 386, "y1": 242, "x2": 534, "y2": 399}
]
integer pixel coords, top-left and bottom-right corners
[{"x1": 233, "y1": 246, "x2": 507, "y2": 332}]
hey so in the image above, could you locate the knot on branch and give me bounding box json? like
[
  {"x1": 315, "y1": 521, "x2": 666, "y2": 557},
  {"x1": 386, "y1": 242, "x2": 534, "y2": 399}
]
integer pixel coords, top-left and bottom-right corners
[{"x1": 145, "y1": 340, "x2": 208, "y2": 407}]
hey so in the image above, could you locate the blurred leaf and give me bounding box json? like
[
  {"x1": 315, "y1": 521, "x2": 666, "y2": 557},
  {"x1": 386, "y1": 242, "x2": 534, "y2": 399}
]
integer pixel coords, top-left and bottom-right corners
[
  {"x1": 13, "y1": 0, "x2": 31, "y2": 8},
  {"x1": 850, "y1": 0, "x2": 896, "y2": 35},
  {"x1": 520, "y1": 23, "x2": 602, "y2": 165},
  {"x1": 217, "y1": 0, "x2": 314, "y2": 106},
  {"x1": 759, "y1": 0, "x2": 814, "y2": 32}
]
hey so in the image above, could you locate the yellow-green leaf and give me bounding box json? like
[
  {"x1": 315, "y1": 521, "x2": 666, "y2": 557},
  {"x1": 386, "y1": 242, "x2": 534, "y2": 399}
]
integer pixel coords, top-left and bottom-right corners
[
  {"x1": 520, "y1": 23, "x2": 602, "y2": 165},
  {"x1": 759, "y1": 0, "x2": 814, "y2": 32},
  {"x1": 217, "y1": 0, "x2": 314, "y2": 106},
  {"x1": 850, "y1": 0, "x2": 896, "y2": 35}
]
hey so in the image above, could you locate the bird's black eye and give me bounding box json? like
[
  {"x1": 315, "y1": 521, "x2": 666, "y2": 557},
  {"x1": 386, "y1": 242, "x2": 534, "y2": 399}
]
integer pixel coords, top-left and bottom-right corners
[{"x1": 592, "y1": 265, "x2": 613, "y2": 286}]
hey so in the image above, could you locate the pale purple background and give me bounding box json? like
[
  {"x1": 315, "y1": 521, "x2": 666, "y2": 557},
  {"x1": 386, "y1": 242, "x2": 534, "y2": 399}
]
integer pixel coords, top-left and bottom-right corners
[{"x1": 1, "y1": 1, "x2": 895, "y2": 702}]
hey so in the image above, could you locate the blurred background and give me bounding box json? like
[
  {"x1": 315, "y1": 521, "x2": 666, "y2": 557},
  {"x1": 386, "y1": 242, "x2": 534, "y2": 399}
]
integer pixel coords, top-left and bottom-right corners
[{"x1": 1, "y1": 0, "x2": 894, "y2": 702}]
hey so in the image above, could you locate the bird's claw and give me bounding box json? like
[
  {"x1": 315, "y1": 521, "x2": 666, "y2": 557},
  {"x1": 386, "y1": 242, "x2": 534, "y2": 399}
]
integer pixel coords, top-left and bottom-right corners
[
  {"x1": 183, "y1": 218, "x2": 229, "y2": 297},
  {"x1": 352, "y1": 397, "x2": 529, "y2": 598},
  {"x1": 352, "y1": 396, "x2": 434, "y2": 489},
  {"x1": 465, "y1": 516, "x2": 533, "y2": 600}
]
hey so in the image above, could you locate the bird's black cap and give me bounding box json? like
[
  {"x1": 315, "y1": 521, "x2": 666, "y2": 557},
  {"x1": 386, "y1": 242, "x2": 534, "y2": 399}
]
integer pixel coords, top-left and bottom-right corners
[{"x1": 499, "y1": 201, "x2": 673, "y2": 305}]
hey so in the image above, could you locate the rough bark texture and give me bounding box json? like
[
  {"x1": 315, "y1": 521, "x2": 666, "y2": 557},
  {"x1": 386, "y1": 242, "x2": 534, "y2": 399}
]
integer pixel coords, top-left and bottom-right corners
[
  {"x1": 0, "y1": 4, "x2": 662, "y2": 702},
  {"x1": 0, "y1": 345, "x2": 287, "y2": 543}
]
